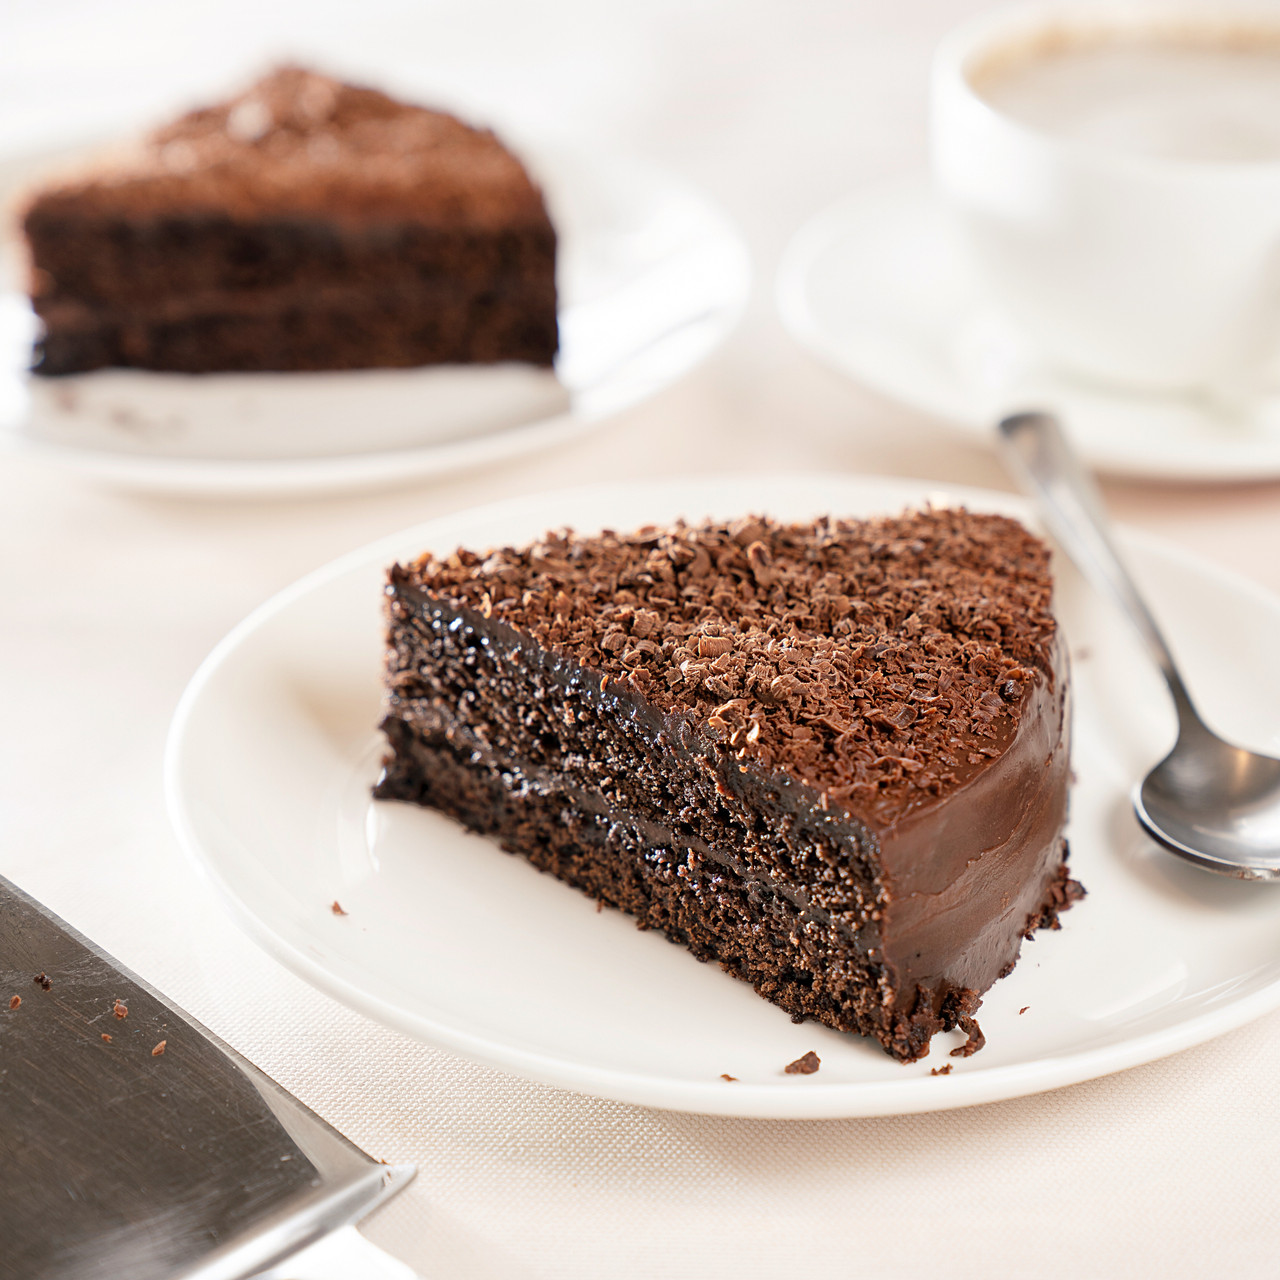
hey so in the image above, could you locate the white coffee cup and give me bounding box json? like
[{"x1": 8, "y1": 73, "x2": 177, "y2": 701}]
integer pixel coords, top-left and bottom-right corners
[{"x1": 931, "y1": 2, "x2": 1280, "y2": 393}]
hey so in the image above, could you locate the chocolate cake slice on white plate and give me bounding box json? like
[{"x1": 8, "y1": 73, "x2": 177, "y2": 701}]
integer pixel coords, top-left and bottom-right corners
[
  {"x1": 375, "y1": 508, "x2": 1081, "y2": 1062},
  {"x1": 22, "y1": 66, "x2": 558, "y2": 375}
]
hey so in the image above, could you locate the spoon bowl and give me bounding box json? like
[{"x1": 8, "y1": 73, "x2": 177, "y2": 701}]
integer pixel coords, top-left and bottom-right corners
[
  {"x1": 999, "y1": 411, "x2": 1280, "y2": 880},
  {"x1": 1135, "y1": 730, "x2": 1280, "y2": 880}
]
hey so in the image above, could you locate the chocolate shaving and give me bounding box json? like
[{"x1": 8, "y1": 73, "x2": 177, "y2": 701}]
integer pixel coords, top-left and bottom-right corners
[
  {"x1": 930, "y1": 1063, "x2": 953, "y2": 1076},
  {"x1": 33, "y1": 972, "x2": 51, "y2": 991},
  {"x1": 330, "y1": 900, "x2": 348, "y2": 916},
  {"x1": 720, "y1": 1073, "x2": 738, "y2": 1082},
  {"x1": 949, "y1": 1014, "x2": 986, "y2": 1058}
]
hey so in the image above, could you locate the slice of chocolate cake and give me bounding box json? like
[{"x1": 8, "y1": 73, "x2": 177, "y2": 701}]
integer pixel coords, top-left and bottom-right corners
[
  {"x1": 375, "y1": 509, "x2": 1081, "y2": 1063},
  {"x1": 23, "y1": 67, "x2": 557, "y2": 375}
]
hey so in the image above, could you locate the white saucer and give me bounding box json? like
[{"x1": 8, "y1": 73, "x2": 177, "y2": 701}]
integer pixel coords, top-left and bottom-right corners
[
  {"x1": 777, "y1": 175, "x2": 1280, "y2": 483},
  {"x1": 166, "y1": 473, "x2": 1280, "y2": 1118},
  {"x1": 0, "y1": 141, "x2": 749, "y2": 495}
]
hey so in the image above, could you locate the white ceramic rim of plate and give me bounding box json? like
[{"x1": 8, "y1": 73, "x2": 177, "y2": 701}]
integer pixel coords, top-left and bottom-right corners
[
  {"x1": 777, "y1": 173, "x2": 1280, "y2": 483},
  {"x1": 0, "y1": 138, "x2": 750, "y2": 496},
  {"x1": 166, "y1": 473, "x2": 1280, "y2": 1117},
  {"x1": 2, "y1": 401, "x2": 592, "y2": 496}
]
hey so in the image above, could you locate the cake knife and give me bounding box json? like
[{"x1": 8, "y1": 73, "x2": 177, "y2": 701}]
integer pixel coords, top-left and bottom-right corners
[{"x1": 0, "y1": 874, "x2": 422, "y2": 1280}]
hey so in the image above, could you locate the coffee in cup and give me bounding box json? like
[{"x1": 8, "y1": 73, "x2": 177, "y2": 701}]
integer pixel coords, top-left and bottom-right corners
[{"x1": 932, "y1": 5, "x2": 1280, "y2": 393}]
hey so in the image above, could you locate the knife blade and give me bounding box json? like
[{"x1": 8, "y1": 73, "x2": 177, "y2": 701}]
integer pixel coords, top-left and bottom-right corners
[{"x1": 0, "y1": 875, "x2": 418, "y2": 1280}]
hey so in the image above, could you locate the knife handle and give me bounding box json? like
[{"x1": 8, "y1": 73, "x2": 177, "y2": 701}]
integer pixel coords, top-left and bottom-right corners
[{"x1": 256, "y1": 1225, "x2": 423, "y2": 1280}]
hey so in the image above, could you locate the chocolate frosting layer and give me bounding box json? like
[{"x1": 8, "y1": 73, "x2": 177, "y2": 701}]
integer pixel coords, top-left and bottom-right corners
[
  {"x1": 399, "y1": 509, "x2": 1059, "y2": 825},
  {"x1": 25, "y1": 66, "x2": 552, "y2": 230},
  {"x1": 879, "y1": 633, "x2": 1071, "y2": 1003}
]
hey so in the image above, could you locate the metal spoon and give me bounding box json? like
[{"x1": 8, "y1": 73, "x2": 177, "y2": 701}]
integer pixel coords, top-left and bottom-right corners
[{"x1": 998, "y1": 410, "x2": 1280, "y2": 880}]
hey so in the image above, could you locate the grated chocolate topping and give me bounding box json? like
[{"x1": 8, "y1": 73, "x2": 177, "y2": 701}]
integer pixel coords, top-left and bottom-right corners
[
  {"x1": 400, "y1": 509, "x2": 1057, "y2": 824},
  {"x1": 29, "y1": 66, "x2": 550, "y2": 228}
]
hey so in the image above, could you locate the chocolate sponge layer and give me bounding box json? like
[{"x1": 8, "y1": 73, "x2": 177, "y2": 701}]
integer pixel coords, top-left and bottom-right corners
[
  {"x1": 32, "y1": 276, "x2": 557, "y2": 375},
  {"x1": 376, "y1": 723, "x2": 905, "y2": 1048}
]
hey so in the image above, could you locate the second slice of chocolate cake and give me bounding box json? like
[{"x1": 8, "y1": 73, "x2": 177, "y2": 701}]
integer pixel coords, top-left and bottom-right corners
[
  {"x1": 375, "y1": 509, "x2": 1080, "y2": 1062},
  {"x1": 23, "y1": 67, "x2": 557, "y2": 376}
]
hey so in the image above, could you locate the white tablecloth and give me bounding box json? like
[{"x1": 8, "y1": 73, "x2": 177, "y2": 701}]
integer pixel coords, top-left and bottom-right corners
[{"x1": 5, "y1": 2, "x2": 1280, "y2": 1275}]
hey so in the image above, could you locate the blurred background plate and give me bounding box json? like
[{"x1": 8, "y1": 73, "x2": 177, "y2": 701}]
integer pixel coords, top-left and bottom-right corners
[{"x1": 0, "y1": 138, "x2": 750, "y2": 495}]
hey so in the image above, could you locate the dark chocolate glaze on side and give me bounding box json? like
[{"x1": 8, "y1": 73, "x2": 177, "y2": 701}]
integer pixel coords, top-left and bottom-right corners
[{"x1": 877, "y1": 633, "x2": 1073, "y2": 1024}]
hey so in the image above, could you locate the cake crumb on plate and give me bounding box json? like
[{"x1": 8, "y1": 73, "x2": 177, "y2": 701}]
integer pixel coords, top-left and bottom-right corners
[{"x1": 784, "y1": 1051, "x2": 821, "y2": 1075}]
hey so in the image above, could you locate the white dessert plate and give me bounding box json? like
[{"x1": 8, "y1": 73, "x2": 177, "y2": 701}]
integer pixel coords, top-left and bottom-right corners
[
  {"x1": 0, "y1": 138, "x2": 749, "y2": 495},
  {"x1": 166, "y1": 474, "x2": 1280, "y2": 1118},
  {"x1": 777, "y1": 175, "x2": 1280, "y2": 483}
]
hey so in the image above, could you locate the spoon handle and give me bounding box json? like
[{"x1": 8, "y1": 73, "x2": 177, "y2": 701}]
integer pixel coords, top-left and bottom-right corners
[{"x1": 997, "y1": 411, "x2": 1200, "y2": 727}]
